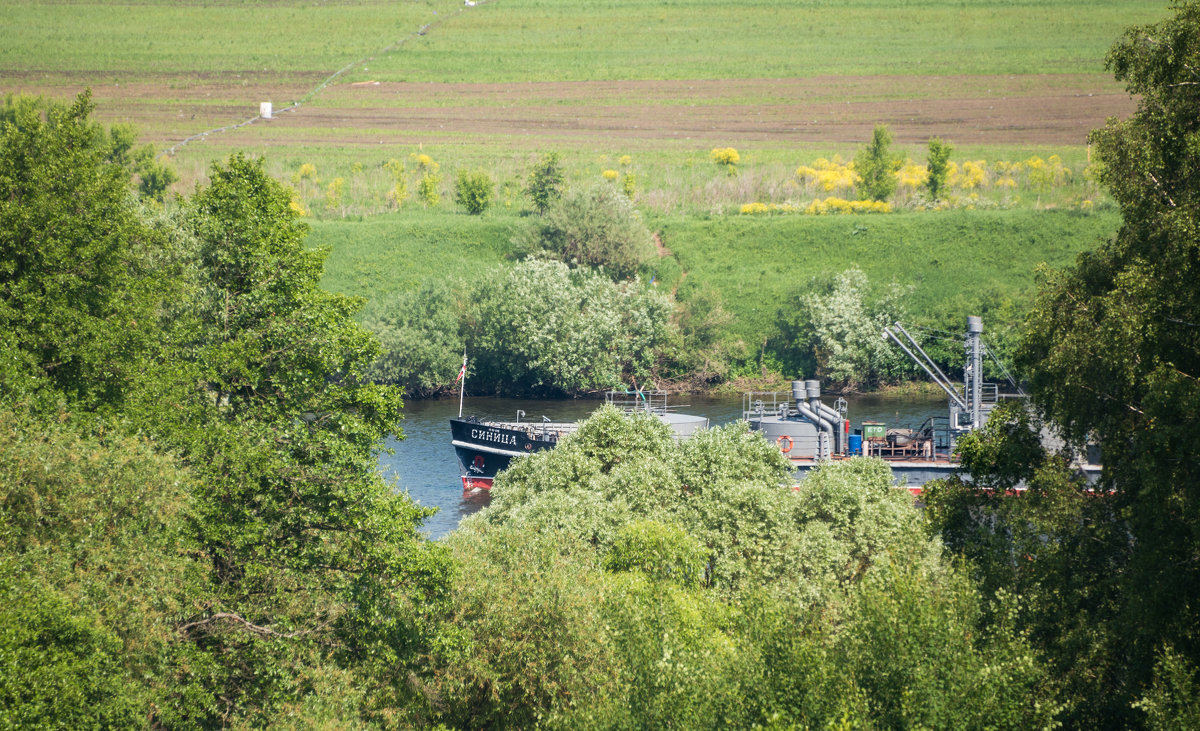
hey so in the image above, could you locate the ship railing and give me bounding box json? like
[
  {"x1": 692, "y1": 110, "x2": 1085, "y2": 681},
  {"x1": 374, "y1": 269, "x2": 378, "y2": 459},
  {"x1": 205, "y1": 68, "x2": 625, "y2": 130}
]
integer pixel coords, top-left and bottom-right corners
[
  {"x1": 742, "y1": 390, "x2": 793, "y2": 421},
  {"x1": 605, "y1": 389, "x2": 680, "y2": 414}
]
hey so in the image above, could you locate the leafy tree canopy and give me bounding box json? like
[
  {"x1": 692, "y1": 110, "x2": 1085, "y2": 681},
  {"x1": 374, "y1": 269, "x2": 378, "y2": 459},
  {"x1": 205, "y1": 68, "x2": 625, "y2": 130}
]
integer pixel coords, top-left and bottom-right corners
[
  {"x1": 854, "y1": 123, "x2": 902, "y2": 202},
  {"x1": 518, "y1": 183, "x2": 657, "y2": 279},
  {"x1": 0, "y1": 91, "x2": 177, "y2": 413}
]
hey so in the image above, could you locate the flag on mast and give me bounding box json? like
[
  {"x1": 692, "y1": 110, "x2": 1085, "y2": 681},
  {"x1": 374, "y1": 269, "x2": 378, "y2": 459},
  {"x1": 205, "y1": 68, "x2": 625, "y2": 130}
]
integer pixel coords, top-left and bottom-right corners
[{"x1": 455, "y1": 354, "x2": 467, "y2": 383}]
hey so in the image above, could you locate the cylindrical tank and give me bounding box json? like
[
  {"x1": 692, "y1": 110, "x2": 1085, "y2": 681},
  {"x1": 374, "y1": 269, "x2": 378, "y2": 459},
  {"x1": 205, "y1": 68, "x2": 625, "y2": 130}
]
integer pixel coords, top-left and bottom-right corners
[{"x1": 848, "y1": 433, "x2": 863, "y2": 455}]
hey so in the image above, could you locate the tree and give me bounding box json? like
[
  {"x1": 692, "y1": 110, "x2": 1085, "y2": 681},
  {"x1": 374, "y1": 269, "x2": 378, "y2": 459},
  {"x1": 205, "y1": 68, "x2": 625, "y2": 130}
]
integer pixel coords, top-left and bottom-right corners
[
  {"x1": 925, "y1": 137, "x2": 953, "y2": 200},
  {"x1": 854, "y1": 123, "x2": 902, "y2": 202},
  {"x1": 0, "y1": 91, "x2": 177, "y2": 412},
  {"x1": 156, "y1": 153, "x2": 454, "y2": 725},
  {"x1": 782, "y1": 267, "x2": 914, "y2": 389},
  {"x1": 466, "y1": 259, "x2": 672, "y2": 395},
  {"x1": 454, "y1": 168, "x2": 494, "y2": 214},
  {"x1": 525, "y1": 151, "x2": 565, "y2": 214},
  {"x1": 518, "y1": 183, "x2": 657, "y2": 279},
  {"x1": 0, "y1": 409, "x2": 203, "y2": 728},
  {"x1": 950, "y1": 2, "x2": 1200, "y2": 723},
  {"x1": 363, "y1": 281, "x2": 465, "y2": 397},
  {"x1": 420, "y1": 410, "x2": 1057, "y2": 728}
]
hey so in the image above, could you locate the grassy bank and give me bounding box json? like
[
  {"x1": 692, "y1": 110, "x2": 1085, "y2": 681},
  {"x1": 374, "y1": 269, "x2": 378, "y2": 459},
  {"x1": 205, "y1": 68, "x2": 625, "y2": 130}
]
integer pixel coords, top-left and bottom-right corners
[{"x1": 317, "y1": 206, "x2": 1121, "y2": 340}]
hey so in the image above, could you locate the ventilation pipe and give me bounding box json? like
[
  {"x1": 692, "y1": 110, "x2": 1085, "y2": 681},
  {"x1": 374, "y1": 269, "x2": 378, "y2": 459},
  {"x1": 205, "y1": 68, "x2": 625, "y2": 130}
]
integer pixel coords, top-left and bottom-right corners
[
  {"x1": 807, "y1": 380, "x2": 838, "y2": 459},
  {"x1": 795, "y1": 402, "x2": 834, "y2": 460},
  {"x1": 809, "y1": 380, "x2": 845, "y2": 455}
]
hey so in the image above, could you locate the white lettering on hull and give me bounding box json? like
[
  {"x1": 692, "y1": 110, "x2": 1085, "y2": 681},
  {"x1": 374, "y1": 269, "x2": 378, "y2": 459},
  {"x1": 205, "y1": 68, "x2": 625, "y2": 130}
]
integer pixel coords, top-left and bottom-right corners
[{"x1": 470, "y1": 428, "x2": 519, "y2": 446}]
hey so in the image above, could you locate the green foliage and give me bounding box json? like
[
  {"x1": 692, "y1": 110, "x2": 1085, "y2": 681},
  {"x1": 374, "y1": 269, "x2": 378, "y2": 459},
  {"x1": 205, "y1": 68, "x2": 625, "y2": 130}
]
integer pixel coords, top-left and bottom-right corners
[
  {"x1": 143, "y1": 153, "x2": 457, "y2": 725},
  {"x1": 418, "y1": 171, "x2": 441, "y2": 207},
  {"x1": 0, "y1": 578, "x2": 141, "y2": 729},
  {"x1": 833, "y1": 556, "x2": 1057, "y2": 729},
  {"x1": 0, "y1": 408, "x2": 203, "y2": 727},
  {"x1": 621, "y1": 170, "x2": 638, "y2": 199},
  {"x1": 104, "y1": 120, "x2": 177, "y2": 201},
  {"x1": 0, "y1": 97, "x2": 461, "y2": 727},
  {"x1": 854, "y1": 123, "x2": 902, "y2": 202},
  {"x1": 415, "y1": 526, "x2": 623, "y2": 728},
  {"x1": 663, "y1": 284, "x2": 737, "y2": 387},
  {"x1": 923, "y1": 416, "x2": 1127, "y2": 726},
  {"x1": 0, "y1": 91, "x2": 177, "y2": 413},
  {"x1": 780, "y1": 267, "x2": 914, "y2": 388},
  {"x1": 603, "y1": 519, "x2": 707, "y2": 587},
  {"x1": 454, "y1": 168, "x2": 494, "y2": 215},
  {"x1": 519, "y1": 184, "x2": 657, "y2": 279},
  {"x1": 426, "y1": 410, "x2": 1055, "y2": 728},
  {"x1": 925, "y1": 137, "x2": 953, "y2": 200},
  {"x1": 1137, "y1": 648, "x2": 1200, "y2": 730},
  {"x1": 525, "y1": 151, "x2": 565, "y2": 214},
  {"x1": 467, "y1": 259, "x2": 673, "y2": 395},
  {"x1": 1007, "y1": 2, "x2": 1200, "y2": 722},
  {"x1": 363, "y1": 281, "x2": 465, "y2": 397}
]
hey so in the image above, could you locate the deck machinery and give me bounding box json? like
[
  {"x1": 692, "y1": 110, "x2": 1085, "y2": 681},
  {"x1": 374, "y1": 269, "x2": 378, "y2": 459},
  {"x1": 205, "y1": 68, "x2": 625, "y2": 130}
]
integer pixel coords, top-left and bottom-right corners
[{"x1": 745, "y1": 316, "x2": 1014, "y2": 464}]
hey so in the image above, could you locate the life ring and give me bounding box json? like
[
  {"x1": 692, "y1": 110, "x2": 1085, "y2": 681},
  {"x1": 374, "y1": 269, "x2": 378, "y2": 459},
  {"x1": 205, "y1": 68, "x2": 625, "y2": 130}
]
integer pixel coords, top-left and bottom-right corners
[{"x1": 776, "y1": 435, "x2": 793, "y2": 454}]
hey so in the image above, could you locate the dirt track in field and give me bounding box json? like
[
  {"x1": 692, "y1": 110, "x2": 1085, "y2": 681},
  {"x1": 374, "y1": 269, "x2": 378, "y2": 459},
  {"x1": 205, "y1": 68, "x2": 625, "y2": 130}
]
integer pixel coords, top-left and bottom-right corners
[{"x1": 3, "y1": 72, "x2": 1135, "y2": 150}]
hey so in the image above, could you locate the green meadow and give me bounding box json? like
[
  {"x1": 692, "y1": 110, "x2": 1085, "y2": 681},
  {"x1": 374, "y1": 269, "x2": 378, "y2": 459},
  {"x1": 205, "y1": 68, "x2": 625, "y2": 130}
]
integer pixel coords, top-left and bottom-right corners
[
  {"x1": 342, "y1": 0, "x2": 1161, "y2": 83},
  {"x1": 312, "y1": 207, "x2": 1121, "y2": 346},
  {"x1": 0, "y1": 0, "x2": 1158, "y2": 83},
  {"x1": 0, "y1": 0, "x2": 1168, "y2": 368}
]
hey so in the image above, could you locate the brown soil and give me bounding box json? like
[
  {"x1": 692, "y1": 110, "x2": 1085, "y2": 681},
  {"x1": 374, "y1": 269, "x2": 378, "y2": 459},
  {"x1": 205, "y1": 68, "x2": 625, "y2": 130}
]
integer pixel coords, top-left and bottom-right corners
[{"x1": 2, "y1": 72, "x2": 1134, "y2": 150}]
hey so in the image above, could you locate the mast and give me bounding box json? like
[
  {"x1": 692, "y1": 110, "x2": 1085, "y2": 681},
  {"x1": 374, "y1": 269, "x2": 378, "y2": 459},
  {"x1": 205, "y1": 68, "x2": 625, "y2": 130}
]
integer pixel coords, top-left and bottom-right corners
[
  {"x1": 457, "y1": 351, "x2": 467, "y2": 418},
  {"x1": 965, "y1": 316, "x2": 983, "y2": 430}
]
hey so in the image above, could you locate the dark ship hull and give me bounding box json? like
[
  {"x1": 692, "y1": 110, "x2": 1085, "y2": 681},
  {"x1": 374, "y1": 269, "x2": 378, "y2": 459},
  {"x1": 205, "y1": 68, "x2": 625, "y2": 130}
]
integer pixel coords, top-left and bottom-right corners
[
  {"x1": 450, "y1": 390, "x2": 708, "y2": 491},
  {"x1": 449, "y1": 416, "x2": 577, "y2": 490}
]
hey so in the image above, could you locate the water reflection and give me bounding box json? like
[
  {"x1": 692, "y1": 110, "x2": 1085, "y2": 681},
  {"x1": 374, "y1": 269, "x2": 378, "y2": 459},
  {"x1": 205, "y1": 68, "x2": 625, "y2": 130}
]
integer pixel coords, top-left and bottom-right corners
[{"x1": 379, "y1": 392, "x2": 945, "y2": 539}]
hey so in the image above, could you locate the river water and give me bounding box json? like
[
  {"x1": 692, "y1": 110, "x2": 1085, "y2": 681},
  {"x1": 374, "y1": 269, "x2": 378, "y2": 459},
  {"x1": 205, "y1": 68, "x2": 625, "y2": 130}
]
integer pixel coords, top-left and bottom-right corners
[{"x1": 380, "y1": 391, "x2": 945, "y2": 539}]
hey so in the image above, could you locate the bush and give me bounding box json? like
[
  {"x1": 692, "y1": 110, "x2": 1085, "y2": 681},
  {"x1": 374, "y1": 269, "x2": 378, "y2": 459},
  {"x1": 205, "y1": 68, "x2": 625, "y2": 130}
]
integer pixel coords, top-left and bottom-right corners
[
  {"x1": 518, "y1": 184, "x2": 657, "y2": 279},
  {"x1": 466, "y1": 259, "x2": 673, "y2": 395},
  {"x1": 926, "y1": 137, "x2": 953, "y2": 200},
  {"x1": 854, "y1": 124, "x2": 901, "y2": 202},
  {"x1": 780, "y1": 267, "x2": 914, "y2": 388},
  {"x1": 711, "y1": 147, "x2": 740, "y2": 176},
  {"x1": 363, "y1": 282, "x2": 465, "y2": 397},
  {"x1": 525, "y1": 151, "x2": 565, "y2": 214},
  {"x1": 454, "y1": 168, "x2": 494, "y2": 215},
  {"x1": 418, "y1": 172, "x2": 441, "y2": 207}
]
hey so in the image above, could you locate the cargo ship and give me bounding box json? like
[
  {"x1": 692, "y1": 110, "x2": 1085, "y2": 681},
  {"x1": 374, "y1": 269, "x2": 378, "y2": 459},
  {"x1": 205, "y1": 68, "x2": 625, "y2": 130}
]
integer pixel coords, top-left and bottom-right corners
[
  {"x1": 451, "y1": 390, "x2": 708, "y2": 491},
  {"x1": 745, "y1": 317, "x2": 1100, "y2": 492}
]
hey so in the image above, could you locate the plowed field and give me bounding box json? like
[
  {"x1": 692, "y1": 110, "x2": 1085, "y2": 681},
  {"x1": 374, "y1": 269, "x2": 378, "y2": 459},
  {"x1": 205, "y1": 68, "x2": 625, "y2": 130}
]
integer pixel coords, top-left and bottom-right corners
[{"x1": 3, "y1": 71, "x2": 1133, "y2": 152}]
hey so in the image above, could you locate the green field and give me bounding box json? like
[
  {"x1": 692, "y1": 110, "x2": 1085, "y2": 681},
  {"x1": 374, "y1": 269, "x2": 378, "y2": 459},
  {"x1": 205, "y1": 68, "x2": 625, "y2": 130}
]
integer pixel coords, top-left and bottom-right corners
[
  {"x1": 313, "y1": 206, "x2": 1122, "y2": 343},
  {"x1": 0, "y1": 0, "x2": 1163, "y2": 82},
  {"x1": 0, "y1": 0, "x2": 1163, "y2": 371}
]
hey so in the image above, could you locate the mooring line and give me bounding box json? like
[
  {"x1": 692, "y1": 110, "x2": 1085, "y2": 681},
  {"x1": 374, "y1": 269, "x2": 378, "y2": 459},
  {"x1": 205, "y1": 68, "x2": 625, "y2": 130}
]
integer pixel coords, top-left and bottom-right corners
[{"x1": 161, "y1": 0, "x2": 490, "y2": 159}]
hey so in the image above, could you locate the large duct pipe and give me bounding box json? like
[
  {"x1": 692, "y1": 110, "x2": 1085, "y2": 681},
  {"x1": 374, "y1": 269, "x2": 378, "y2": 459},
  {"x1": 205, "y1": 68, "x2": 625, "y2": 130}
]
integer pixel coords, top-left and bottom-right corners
[
  {"x1": 816, "y1": 402, "x2": 845, "y2": 455},
  {"x1": 805, "y1": 380, "x2": 844, "y2": 455},
  {"x1": 796, "y1": 402, "x2": 834, "y2": 461}
]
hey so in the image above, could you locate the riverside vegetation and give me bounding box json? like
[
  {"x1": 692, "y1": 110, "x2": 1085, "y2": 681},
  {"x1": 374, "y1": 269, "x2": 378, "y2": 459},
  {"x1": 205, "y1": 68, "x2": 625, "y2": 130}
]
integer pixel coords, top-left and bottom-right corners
[{"x1": 5, "y1": 3, "x2": 1200, "y2": 729}]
